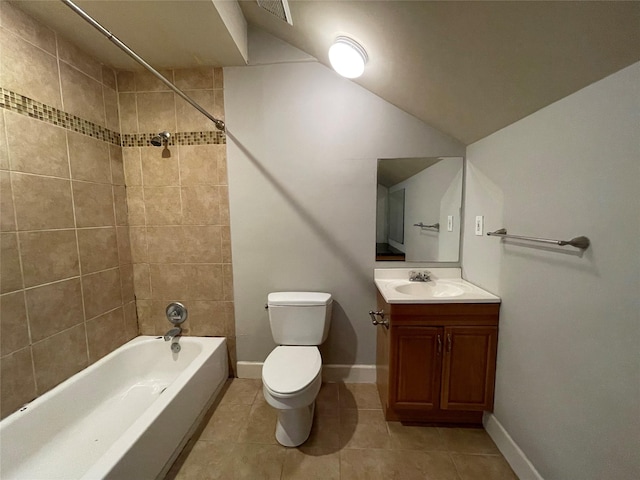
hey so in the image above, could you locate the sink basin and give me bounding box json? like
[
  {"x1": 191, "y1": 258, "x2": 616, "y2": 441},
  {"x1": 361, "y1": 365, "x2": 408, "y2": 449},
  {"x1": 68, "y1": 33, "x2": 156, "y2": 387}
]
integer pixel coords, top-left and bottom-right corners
[
  {"x1": 393, "y1": 281, "x2": 465, "y2": 298},
  {"x1": 374, "y1": 269, "x2": 501, "y2": 304}
]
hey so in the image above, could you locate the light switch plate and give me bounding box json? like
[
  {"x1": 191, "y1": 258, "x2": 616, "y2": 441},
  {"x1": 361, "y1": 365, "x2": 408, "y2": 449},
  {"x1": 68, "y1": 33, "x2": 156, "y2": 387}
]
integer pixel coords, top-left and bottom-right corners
[
  {"x1": 475, "y1": 216, "x2": 484, "y2": 236},
  {"x1": 447, "y1": 215, "x2": 453, "y2": 232}
]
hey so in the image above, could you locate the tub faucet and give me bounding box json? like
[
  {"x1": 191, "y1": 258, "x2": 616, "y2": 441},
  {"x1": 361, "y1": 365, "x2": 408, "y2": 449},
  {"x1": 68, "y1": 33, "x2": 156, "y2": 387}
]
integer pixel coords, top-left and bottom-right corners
[
  {"x1": 409, "y1": 270, "x2": 431, "y2": 282},
  {"x1": 164, "y1": 327, "x2": 182, "y2": 342}
]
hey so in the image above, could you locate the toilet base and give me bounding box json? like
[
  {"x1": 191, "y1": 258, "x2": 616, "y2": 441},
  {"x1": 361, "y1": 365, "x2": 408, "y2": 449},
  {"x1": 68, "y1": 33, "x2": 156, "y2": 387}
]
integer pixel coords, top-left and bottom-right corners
[{"x1": 274, "y1": 401, "x2": 315, "y2": 447}]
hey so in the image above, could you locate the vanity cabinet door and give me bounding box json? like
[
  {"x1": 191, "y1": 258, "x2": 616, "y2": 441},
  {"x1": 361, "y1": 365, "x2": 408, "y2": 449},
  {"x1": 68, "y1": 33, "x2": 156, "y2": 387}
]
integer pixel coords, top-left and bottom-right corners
[
  {"x1": 441, "y1": 326, "x2": 498, "y2": 411},
  {"x1": 390, "y1": 326, "x2": 442, "y2": 410}
]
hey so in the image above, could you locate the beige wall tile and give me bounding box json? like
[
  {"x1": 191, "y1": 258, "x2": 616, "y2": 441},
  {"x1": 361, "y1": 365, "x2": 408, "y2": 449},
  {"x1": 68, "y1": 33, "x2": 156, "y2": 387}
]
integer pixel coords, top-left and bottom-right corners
[
  {"x1": 214, "y1": 90, "x2": 225, "y2": 120},
  {"x1": 0, "y1": 171, "x2": 16, "y2": 231},
  {"x1": 176, "y1": 90, "x2": 216, "y2": 132},
  {"x1": 192, "y1": 264, "x2": 223, "y2": 300},
  {"x1": 0, "y1": 28, "x2": 61, "y2": 108},
  {"x1": 0, "y1": 2, "x2": 56, "y2": 55},
  {"x1": 149, "y1": 263, "x2": 192, "y2": 299},
  {"x1": 0, "y1": 347, "x2": 37, "y2": 419},
  {"x1": 26, "y1": 278, "x2": 83, "y2": 342},
  {"x1": 179, "y1": 145, "x2": 219, "y2": 185},
  {"x1": 144, "y1": 187, "x2": 182, "y2": 225},
  {"x1": 19, "y1": 229, "x2": 79, "y2": 287},
  {"x1": 129, "y1": 227, "x2": 148, "y2": 263},
  {"x1": 125, "y1": 186, "x2": 145, "y2": 226},
  {"x1": 103, "y1": 87, "x2": 120, "y2": 133},
  {"x1": 32, "y1": 323, "x2": 88, "y2": 394},
  {"x1": 183, "y1": 225, "x2": 222, "y2": 263},
  {"x1": 182, "y1": 185, "x2": 219, "y2": 225},
  {"x1": 122, "y1": 148, "x2": 142, "y2": 185},
  {"x1": 102, "y1": 66, "x2": 116, "y2": 90},
  {"x1": 116, "y1": 226, "x2": 132, "y2": 265},
  {"x1": 214, "y1": 68, "x2": 224, "y2": 89},
  {"x1": 0, "y1": 112, "x2": 8, "y2": 169},
  {"x1": 218, "y1": 148, "x2": 228, "y2": 186},
  {"x1": 57, "y1": 35, "x2": 102, "y2": 81},
  {"x1": 116, "y1": 71, "x2": 135, "y2": 92},
  {"x1": 123, "y1": 300, "x2": 138, "y2": 339},
  {"x1": 86, "y1": 307, "x2": 126, "y2": 363},
  {"x1": 135, "y1": 70, "x2": 173, "y2": 92},
  {"x1": 110, "y1": 145, "x2": 125, "y2": 185},
  {"x1": 219, "y1": 186, "x2": 230, "y2": 225},
  {"x1": 82, "y1": 267, "x2": 122, "y2": 319},
  {"x1": 120, "y1": 263, "x2": 135, "y2": 303},
  {"x1": 141, "y1": 147, "x2": 180, "y2": 186},
  {"x1": 72, "y1": 181, "x2": 115, "y2": 227},
  {"x1": 118, "y1": 93, "x2": 138, "y2": 133},
  {"x1": 136, "y1": 92, "x2": 177, "y2": 133},
  {"x1": 223, "y1": 264, "x2": 234, "y2": 301},
  {"x1": 132, "y1": 263, "x2": 151, "y2": 299},
  {"x1": 67, "y1": 131, "x2": 111, "y2": 183},
  {"x1": 174, "y1": 68, "x2": 213, "y2": 90},
  {"x1": 5, "y1": 112, "x2": 69, "y2": 178},
  {"x1": 1, "y1": 232, "x2": 23, "y2": 293},
  {"x1": 113, "y1": 185, "x2": 128, "y2": 226},
  {"x1": 146, "y1": 226, "x2": 184, "y2": 263},
  {"x1": 139, "y1": 264, "x2": 228, "y2": 314},
  {"x1": 60, "y1": 62, "x2": 106, "y2": 126},
  {"x1": 188, "y1": 300, "x2": 233, "y2": 337},
  {"x1": 77, "y1": 227, "x2": 119, "y2": 274},
  {"x1": 12, "y1": 173, "x2": 74, "y2": 230},
  {"x1": 221, "y1": 226, "x2": 232, "y2": 263},
  {"x1": 0, "y1": 291, "x2": 29, "y2": 355}
]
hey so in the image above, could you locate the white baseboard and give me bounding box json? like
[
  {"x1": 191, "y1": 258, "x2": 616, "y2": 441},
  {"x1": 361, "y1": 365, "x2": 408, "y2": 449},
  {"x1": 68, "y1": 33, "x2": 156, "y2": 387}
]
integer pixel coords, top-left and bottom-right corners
[
  {"x1": 236, "y1": 361, "x2": 376, "y2": 383},
  {"x1": 483, "y1": 413, "x2": 544, "y2": 480}
]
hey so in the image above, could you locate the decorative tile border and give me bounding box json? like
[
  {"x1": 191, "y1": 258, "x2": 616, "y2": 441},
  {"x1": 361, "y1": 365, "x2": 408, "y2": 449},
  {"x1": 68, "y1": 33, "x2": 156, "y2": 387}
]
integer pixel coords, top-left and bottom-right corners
[
  {"x1": 121, "y1": 130, "x2": 226, "y2": 147},
  {"x1": 0, "y1": 87, "x2": 121, "y2": 145},
  {"x1": 0, "y1": 87, "x2": 226, "y2": 147}
]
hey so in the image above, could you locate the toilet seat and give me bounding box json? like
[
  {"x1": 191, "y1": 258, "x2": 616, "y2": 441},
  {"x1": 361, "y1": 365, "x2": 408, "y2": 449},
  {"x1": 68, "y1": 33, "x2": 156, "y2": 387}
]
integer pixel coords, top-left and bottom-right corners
[{"x1": 262, "y1": 346, "x2": 321, "y2": 395}]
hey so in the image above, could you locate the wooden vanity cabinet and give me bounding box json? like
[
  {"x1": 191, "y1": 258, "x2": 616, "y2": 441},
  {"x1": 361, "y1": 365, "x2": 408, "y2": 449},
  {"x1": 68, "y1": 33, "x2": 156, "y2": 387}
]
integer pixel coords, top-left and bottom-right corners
[{"x1": 376, "y1": 292, "x2": 499, "y2": 425}]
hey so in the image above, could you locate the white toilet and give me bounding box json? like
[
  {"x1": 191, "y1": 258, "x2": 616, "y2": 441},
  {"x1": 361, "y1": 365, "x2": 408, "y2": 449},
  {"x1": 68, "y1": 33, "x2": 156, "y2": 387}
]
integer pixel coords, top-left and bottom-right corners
[{"x1": 262, "y1": 291, "x2": 332, "y2": 447}]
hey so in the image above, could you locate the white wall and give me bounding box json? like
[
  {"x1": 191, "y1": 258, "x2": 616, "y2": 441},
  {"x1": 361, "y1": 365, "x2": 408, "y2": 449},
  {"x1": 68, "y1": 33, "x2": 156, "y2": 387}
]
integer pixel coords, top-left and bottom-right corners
[
  {"x1": 463, "y1": 62, "x2": 640, "y2": 480},
  {"x1": 224, "y1": 31, "x2": 464, "y2": 366}
]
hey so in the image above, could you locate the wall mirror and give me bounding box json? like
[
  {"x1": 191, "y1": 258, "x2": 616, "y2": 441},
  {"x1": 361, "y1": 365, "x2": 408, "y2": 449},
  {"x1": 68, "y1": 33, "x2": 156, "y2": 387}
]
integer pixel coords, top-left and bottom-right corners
[{"x1": 376, "y1": 156, "x2": 464, "y2": 263}]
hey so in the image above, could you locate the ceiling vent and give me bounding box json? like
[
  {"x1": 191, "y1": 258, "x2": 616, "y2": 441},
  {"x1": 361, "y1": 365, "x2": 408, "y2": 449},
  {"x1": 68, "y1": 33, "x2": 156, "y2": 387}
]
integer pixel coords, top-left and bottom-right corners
[{"x1": 257, "y1": 0, "x2": 293, "y2": 25}]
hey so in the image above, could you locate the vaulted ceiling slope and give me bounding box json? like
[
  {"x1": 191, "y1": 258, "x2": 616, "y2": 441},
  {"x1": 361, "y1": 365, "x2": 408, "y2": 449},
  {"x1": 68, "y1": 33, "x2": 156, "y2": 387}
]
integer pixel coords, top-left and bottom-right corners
[{"x1": 11, "y1": 1, "x2": 640, "y2": 145}]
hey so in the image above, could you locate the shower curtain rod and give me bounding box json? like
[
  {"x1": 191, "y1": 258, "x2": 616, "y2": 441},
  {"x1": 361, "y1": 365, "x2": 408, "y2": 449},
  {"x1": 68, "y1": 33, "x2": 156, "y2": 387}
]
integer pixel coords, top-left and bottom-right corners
[{"x1": 60, "y1": 0, "x2": 226, "y2": 132}]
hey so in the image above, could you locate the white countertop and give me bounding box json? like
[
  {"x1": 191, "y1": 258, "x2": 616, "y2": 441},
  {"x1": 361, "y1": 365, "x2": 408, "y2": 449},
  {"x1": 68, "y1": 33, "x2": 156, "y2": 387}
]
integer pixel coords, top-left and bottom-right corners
[{"x1": 374, "y1": 268, "x2": 501, "y2": 304}]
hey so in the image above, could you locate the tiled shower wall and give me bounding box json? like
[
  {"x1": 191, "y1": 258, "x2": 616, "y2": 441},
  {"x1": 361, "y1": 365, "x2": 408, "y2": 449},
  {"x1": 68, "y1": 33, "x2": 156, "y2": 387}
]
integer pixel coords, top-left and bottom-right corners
[
  {"x1": 116, "y1": 69, "x2": 235, "y2": 373},
  {"x1": 0, "y1": 3, "x2": 136, "y2": 418}
]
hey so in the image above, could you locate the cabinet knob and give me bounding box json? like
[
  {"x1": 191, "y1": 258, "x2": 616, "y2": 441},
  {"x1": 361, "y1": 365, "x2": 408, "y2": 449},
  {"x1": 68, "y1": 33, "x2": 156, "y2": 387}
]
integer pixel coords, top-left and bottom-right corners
[
  {"x1": 437, "y1": 334, "x2": 442, "y2": 354},
  {"x1": 446, "y1": 333, "x2": 452, "y2": 352},
  {"x1": 368, "y1": 310, "x2": 389, "y2": 328}
]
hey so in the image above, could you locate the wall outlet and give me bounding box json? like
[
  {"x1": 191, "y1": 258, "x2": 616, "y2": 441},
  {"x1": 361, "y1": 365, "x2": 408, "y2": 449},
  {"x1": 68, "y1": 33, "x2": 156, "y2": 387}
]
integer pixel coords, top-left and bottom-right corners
[
  {"x1": 475, "y1": 216, "x2": 484, "y2": 236},
  {"x1": 447, "y1": 215, "x2": 453, "y2": 232}
]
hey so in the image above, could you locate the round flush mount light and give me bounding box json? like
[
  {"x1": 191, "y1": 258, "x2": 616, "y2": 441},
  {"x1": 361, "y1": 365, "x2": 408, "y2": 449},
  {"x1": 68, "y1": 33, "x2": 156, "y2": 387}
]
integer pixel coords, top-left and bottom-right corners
[{"x1": 328, "y1": 36, "x2": 368, "y2": 78}]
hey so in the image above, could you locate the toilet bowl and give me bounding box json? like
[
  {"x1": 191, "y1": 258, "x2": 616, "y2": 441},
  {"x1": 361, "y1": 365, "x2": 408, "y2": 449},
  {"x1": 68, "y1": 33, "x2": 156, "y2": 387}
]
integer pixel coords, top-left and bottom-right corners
[
  {"x1": 262, "y1": 292, "x2": 332, "y2": 447},
  {"x1": 262, "y1": 346, "x2": 322, "y2": 447}
]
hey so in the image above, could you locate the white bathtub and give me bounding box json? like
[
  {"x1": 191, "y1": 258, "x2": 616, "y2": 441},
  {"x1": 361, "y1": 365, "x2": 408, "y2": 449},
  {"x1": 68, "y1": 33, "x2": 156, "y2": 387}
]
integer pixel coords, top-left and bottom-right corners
[{"x1": 0, "y1": 335, "x2": 228, "y2": 480}]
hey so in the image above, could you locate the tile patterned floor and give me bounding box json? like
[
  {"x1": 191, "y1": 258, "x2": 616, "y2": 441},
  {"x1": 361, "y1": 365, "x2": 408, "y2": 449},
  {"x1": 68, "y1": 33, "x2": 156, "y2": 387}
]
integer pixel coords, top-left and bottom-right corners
[{"x1": 166, "y1": 379, "x2": 518, "y2": 480}]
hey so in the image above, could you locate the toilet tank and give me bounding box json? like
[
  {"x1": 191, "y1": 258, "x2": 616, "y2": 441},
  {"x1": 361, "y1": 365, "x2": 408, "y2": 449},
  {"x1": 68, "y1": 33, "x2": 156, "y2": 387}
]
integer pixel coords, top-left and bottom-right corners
[{"x1": 267, "y1": 292, "x2": 332, "y2": 345}]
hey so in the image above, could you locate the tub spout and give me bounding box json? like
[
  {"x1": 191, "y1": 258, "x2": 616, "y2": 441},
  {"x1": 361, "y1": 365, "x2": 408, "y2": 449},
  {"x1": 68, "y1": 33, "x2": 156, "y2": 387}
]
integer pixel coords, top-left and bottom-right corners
[{"x1": 164, "y1": 327, "x2": 182, "y2": 342}]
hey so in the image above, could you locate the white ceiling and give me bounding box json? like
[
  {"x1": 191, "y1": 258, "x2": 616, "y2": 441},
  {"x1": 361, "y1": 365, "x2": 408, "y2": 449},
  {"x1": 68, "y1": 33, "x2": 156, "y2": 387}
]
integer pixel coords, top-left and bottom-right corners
[{"x1": 11, "y1": 0, "x2": 640, "y2": 144}]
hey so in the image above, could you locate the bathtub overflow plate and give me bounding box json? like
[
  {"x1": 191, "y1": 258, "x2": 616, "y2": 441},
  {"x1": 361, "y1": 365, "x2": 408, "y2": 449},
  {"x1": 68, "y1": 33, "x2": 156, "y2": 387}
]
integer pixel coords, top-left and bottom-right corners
[{"x1": 166, "y1": 302, "x2": 188, "y2": 325}]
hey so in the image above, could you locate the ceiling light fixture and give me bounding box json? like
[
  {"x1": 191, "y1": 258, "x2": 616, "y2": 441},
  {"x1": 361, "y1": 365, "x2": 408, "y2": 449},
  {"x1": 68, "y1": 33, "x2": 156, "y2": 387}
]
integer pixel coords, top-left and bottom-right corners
[{"x1": 328, "y1": 36, "x2": 368, "y2": 79}]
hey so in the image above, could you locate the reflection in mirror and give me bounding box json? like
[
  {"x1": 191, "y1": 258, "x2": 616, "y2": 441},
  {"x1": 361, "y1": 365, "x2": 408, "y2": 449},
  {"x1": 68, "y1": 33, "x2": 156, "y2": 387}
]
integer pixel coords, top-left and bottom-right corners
[{"x1": 376, "y1": 157, "x2": 463, "y2": 263}]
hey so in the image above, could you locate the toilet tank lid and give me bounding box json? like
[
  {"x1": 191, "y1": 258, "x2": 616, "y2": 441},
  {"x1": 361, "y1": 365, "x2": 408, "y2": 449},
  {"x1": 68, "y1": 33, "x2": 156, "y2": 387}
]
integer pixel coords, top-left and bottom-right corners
[{"x1": 268, "y1": 292, "x2": 332, "y2": 306}]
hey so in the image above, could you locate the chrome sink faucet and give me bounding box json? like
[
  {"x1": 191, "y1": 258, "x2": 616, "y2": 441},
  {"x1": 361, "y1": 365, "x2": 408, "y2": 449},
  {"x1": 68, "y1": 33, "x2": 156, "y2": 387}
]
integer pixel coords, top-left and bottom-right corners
[
  {"x1": 164, "y1": 327, "x2": 182, "y2": 342},
  {"x1": 409, "y1": 270, "x2": 431, "y2": 282}
]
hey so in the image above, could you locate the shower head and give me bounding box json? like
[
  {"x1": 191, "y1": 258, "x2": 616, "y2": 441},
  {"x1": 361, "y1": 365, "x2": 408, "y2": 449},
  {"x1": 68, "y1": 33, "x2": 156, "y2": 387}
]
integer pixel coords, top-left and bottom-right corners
[
  {"x1": 213, "y1": 119, "x2": 225, "y2": 131},
  {"x1": 151, "y1": 131, "x2": 171, "y2": 147}
]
